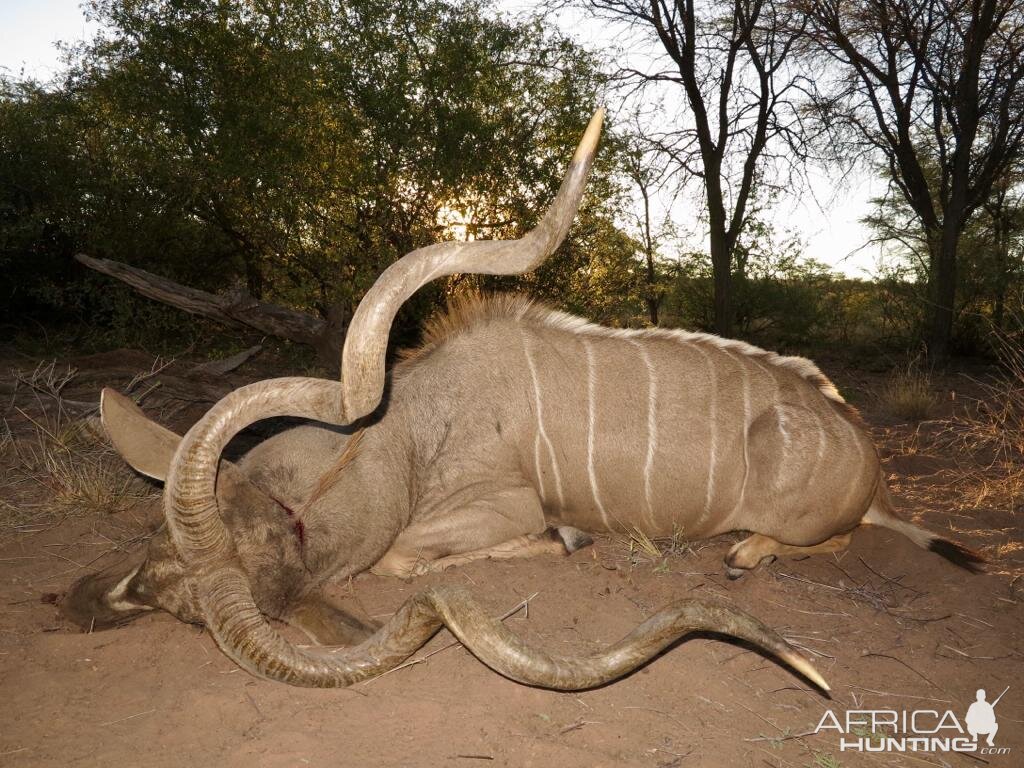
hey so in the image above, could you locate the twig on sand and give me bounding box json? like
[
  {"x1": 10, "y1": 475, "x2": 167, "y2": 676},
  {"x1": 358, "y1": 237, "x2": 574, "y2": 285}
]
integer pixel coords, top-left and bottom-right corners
[
  {"x1": 938, "y1": 644, "x2": 1014, "y2": 661},
  {"x1": 761, "y1": 597, "x2": 851, "y2": 618},
  {"x1": 558, "y1": 719, "x2": 601, "y2": 735},
  {"x1": 357, "y1": 592, "x2": 539, "y2": 685},
  {"x1": 861, "y1": 651, "x2": 940, "y2": 688},
  {"x1": 125, "y1": 357, "x2": 174, "y2": 395},
  {"x1": 855, "y1": 555, "x2": 924, "y2": 596},
  {"x1": 775, "y1": 572, "x2": 845, "y2": 592},
  {"x1": 784, "y1": 637, "x2": 835, "y2": 660},
  {"x1": 735, "y1": 700, "x2": 786, "y2": 739},
  {"x1": 98, "y1": 708, "x2": 156, "y2": 727},
  {"x1": 622, "y1": 706, "x2": 691, "y2": 733},
  {"x1": 744, "y1": 727, "x2": 818, "y2": 743},
  {"x1": 846, "y1": 685, "x2": 951, "y2": 704}
]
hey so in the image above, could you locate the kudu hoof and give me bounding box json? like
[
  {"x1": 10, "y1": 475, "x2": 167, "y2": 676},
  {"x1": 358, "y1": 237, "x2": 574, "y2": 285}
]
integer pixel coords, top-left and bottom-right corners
[{"x1": 557, "y1": 526, "x2": 594, "y2": 554}]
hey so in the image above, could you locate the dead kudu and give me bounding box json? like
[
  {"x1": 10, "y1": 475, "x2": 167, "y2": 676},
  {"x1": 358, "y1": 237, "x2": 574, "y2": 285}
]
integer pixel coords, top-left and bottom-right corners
[{"x1": 62, "y1": 110, "x2": 981, "y2": 691}]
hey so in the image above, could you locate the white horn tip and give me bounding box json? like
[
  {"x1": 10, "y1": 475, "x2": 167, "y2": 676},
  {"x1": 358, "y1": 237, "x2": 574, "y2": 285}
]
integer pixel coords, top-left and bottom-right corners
[
  {"x1": 779, "y1": 648, "x2": 831, "y2": 692},
  {"x1": 572, "y1": 107, "x2": 606, "y2": 163}
]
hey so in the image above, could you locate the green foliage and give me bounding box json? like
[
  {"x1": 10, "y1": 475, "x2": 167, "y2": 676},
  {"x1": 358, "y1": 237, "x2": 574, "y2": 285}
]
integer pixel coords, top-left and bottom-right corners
[
  {"x1": 3, "y1": 0, "x2": 1017, "y2": 358},
  {"x1": 1, "y1": 0, "x2": 627, "y2": 349},
  {"x1": 0, "y1": 80, "x2": 86, "y2": 318},
  {"x1": 659, "y1": 216, "x2": 839, "y2": 347},
  {"x1": 863, "y1": 158, "x2": 1024, "y2": 353}
]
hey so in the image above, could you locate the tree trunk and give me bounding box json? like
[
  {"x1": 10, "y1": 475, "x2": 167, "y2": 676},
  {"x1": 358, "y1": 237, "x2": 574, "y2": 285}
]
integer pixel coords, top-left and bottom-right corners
[
  {"x1": 991, "y1": 210, "x2": 1009, "y2": 332},
  {"x1": 640, "y1": 188, "x2": 660, "y2": 327},
  {"x1": 705, "y1": 171, "x2": 733, "y2": 337},
  {"x1": 710, "y1": 237, "x2": 732, "y2": 337},
  {"x1": 75, "y1": 253, "x2": 345, "y2": 369},
  {"x1": 925, "y1": 223, "x2": 959, "y2": 359},
  {"x1": 993, "y1": 284, "x2": 1006, "y2": 332},
  {"x1": 644, "y1": 295, "x2": 660, "y2": 327},
  {"x1": 643, "y1": 243, "x2": 660, "y2": 327}
]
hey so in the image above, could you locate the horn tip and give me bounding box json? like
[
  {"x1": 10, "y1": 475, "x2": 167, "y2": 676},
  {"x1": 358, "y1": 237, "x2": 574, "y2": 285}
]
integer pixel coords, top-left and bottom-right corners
[
  {"x1": 779, "y1": 648, "x2": 831, "y2": 693},
  {"x1": 572, "y1": 107, "x2": 606, "y2": 163}
]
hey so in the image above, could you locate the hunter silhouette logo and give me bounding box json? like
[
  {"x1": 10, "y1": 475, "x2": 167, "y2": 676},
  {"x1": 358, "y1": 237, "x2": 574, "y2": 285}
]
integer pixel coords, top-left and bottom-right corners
[
  {"x1": 814, "y1": 686, "x2": 1011, "y2": 755},
  {"x1": 966, "y1": 687, "x2": 1008, "y2": 747}
]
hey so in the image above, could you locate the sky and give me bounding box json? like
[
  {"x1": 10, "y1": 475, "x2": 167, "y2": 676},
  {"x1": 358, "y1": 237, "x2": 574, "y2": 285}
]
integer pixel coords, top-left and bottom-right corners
[
  {"x1": 0, "y1": 0, "x2": 887, "y2": 277},
  {"x1": 0, "y1": 0, "x2": 98, "y2": 81}
]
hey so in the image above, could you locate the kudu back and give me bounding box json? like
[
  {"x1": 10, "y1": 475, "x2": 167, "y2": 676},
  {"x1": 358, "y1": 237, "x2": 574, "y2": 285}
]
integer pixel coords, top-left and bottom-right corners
[{"x1": 62, "y1": 110, "x2": 980, "y2": 692}]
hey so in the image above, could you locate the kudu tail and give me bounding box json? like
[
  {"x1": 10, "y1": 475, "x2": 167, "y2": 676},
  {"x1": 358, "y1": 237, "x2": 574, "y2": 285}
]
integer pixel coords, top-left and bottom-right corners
[{"x1": 862, "y1": 476, "x2": 985, "y2": 573}]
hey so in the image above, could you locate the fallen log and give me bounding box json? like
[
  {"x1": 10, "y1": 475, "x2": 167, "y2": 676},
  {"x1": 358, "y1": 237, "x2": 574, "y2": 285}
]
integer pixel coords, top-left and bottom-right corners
[
  {"x1": 189, "y1": 345, "x2": 263, "y2": 377},
  {"x1": 75, "y1": 254, "x2": 345, "y2": 367}
]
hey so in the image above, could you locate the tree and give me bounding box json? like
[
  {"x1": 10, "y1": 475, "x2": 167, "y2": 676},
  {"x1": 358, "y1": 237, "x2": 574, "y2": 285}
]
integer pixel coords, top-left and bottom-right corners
[
  {"x1": 983, "y1": 169, "x2": 1024, "y2": 330},
  {"x1": 0, "y1": 80, "x2": 83, "y2": 318},
  {"x1": 863, "y1": 159, "x2": 1024, "y2": 345},
  {"x1": 573, "y1": 0, "x2": 811, "y2": 336},
  {"x1": 622, "y1": 135, "x2": 673, "y2": 325},
  {"x1": 2, "y1": 0, "x2": 628, "y2": 359},
  {"x1": 797, "y1": 0, "x2": 1024, "y2": 357}
]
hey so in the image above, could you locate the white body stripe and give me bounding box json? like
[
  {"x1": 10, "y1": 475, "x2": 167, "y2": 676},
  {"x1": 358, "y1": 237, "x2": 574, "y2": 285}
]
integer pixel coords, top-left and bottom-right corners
[
  {"x1": 521, "y1": 331, "x2": 564, "y2": 508},
  {"x1": 689, "y1": 341, "x2": 717, "y2": 530},
  {"x1": 582, "y1": 338, "x2": 610, "y2": 528},
  {"x1": 629, "y1": 339, "x2": 658, "y2": 530},
  {"x1": 777, "y1": 406, "x2": 791, "y2": 452},
  {"x1": 794, "y1": 384, "x2": 826, "y2": 480},
  {"x1": 106, "y1": 566, "x2": 151, "y2": 612},
  {"x1": 533, "y1": 431, "x2": 546, "y2": 503},
  {"x1": 728, "y1": 350, "x2": 751, "y2": 514}
]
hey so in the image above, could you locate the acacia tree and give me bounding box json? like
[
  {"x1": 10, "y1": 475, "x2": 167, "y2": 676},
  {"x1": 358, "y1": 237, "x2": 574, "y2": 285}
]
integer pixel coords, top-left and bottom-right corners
[
  {"x1": 796, "y1": 0, "x2": 1024, "y2": 357},
  {"x1": 576, "y1": 0, "x2": 811, "y2": 336},
  {"x1": 864, "y1": 159, "x2": 1024, "y2": 339}
]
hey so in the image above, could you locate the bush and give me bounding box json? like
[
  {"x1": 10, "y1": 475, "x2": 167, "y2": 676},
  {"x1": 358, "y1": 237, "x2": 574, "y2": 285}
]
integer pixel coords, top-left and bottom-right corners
[{"x1": 881, "y1": 357, "x2": 937, "y2": 421}]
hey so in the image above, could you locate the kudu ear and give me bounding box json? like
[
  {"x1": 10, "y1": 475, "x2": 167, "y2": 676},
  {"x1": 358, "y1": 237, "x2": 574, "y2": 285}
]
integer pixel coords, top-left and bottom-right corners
[{"x1": 100, "y1": 388, "x2": 180, "y2": 482}]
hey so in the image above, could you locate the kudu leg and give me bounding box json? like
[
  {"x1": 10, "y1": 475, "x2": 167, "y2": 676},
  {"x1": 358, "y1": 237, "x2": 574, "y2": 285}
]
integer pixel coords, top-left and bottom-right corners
[
  {"x1": 725, "y1": 532, "x2": 853, "y2": 579},
  {"x1": 370, "y1": 487, "x2": 591, "y2": 577},
  {"x1": 402, "y1": 527, "x2": 593, "y2": 576},
  {"x1": 373, "y1": 527, "x2": 593, "y2": 577}
]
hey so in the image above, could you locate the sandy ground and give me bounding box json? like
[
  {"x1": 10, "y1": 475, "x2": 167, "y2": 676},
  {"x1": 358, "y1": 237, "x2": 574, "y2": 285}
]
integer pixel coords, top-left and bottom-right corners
[{"x1": 1, "y1": 347, "x2": 1022, "y2": 767}]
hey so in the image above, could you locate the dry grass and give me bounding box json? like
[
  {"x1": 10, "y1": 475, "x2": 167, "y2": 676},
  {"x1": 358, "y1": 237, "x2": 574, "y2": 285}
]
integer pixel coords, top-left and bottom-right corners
[
  {"x1": 621, "y1": 525, "x2": 711, "y2": 571},
  {"x1": 968, "y1": 329, "x2": 1024, "y2": 459},
  {"x1": 894, "y1": 327, "x2": 1024, "y2": 518},
  {"x1": 880, "y1": 357, "x2": 937, "y2": 422},
  {"x1": 11, "y1": 415, "x2": 150, "y2": 517},
  {"x1": 952, "y1": 329, "x2": 1024, "y2": 513},
  {"x1": 1, "y1": 363, "x2": 156, "y2": 538}
]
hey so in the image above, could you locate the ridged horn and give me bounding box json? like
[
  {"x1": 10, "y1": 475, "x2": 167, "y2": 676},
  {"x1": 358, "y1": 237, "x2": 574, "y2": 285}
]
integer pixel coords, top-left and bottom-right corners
[{"x1": 339, "y1": 107, "x2": 606, "y2": 421}]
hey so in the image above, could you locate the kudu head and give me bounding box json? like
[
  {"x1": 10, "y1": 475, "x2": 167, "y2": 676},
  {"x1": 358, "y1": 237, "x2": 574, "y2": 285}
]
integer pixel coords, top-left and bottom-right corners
[
  {"x1": 62, "y1": 390, "x2": 300, "y2": 630},
  {"x1": 63, "y1": 110, "x2": 829, "y2": 692}
]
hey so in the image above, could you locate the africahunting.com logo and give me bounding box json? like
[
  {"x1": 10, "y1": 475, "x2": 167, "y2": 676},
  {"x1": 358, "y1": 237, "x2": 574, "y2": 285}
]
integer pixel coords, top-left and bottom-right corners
[{"x1": 814, "y1": 686, "x2": 1010, "y2": 755}]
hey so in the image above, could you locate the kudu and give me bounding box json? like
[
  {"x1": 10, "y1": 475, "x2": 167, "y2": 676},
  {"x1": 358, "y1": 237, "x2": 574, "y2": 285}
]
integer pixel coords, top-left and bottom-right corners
[{"x1": 62, "y1": 110, "x2": 981, "y2": 691}]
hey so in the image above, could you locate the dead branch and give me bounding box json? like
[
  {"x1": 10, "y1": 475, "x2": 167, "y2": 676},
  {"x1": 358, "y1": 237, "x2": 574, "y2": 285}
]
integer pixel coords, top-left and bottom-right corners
[
  {"x1": 189, "y1": 345, "x2": 262, "y2": 376},
  {"x1": 75, "y1": 254, "x2": 345, "y2": 366}
]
